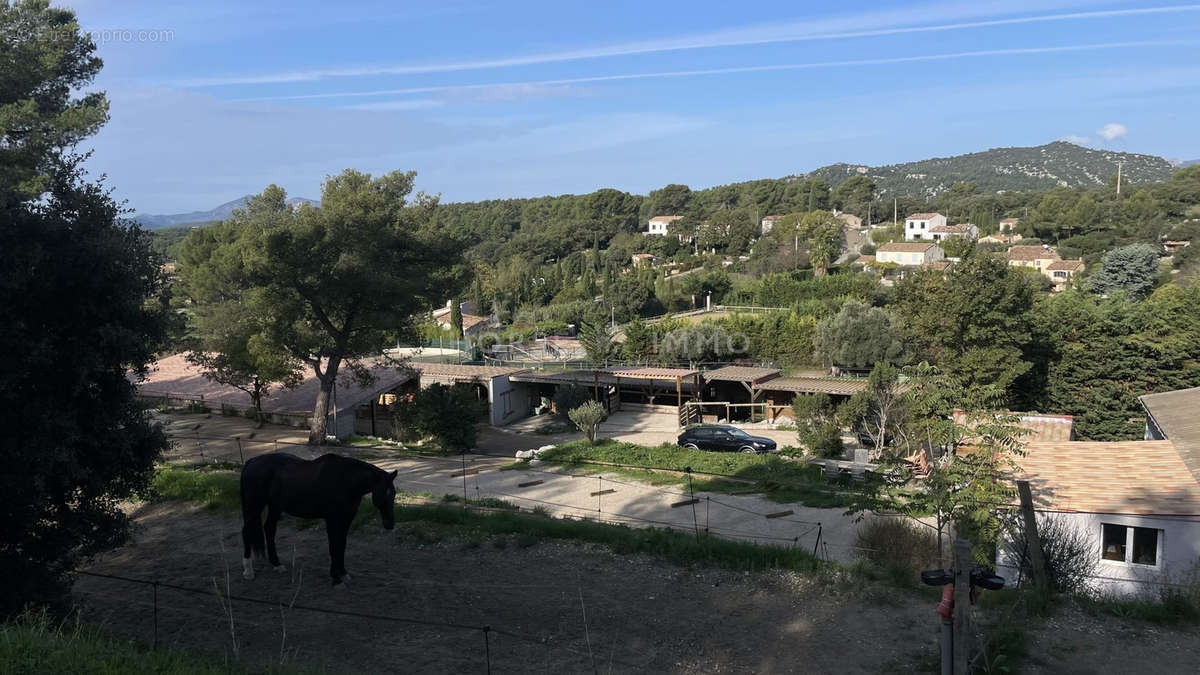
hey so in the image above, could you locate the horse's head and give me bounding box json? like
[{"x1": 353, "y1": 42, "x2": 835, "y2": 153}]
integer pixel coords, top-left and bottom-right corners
[{"x1": 372, "y1": 470, "x2": 398, "y2": 530}]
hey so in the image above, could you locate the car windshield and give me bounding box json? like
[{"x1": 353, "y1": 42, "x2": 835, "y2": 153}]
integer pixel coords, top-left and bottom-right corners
[{"x1": 724, "y1": 428, "x2": 750, "y2": 438}]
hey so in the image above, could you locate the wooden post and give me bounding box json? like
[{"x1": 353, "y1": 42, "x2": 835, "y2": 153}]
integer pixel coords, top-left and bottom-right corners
[
  {"x1": 953, "y1": 539, "x2": 971, "y2": 675},
  {"x1": 593, "y1": 370, "x2": 600, "y2": 402},
  {"x1": 1017, "y1": 480, "x2": 1049, "y2": 590},
  {"x1": 615, "y1": 375, "x2": 621, "y2": 412},
  {"x1": 370, "y1": 397, "x2": 377, "y2": 437},
  {"x1": 676, "y1": 376, "x2": 682, "y2": 408}
]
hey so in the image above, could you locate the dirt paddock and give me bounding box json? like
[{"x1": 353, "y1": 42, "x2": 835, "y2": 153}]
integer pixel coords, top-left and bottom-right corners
[
  {"x1": 74, "y1": 504, "x2": 1200, "y2": 673},
  {"x1": 74, "y1": 503, "x2": 941, "y2": 673}
]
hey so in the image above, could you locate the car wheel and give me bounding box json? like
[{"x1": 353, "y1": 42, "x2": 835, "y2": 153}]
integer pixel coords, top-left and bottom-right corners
[
  {"x1": 738, "y1": 446, "x2": 758, "y2": 454},
  {"x1": 683, "y1": 443, "x2": 699, "y2": 450}
]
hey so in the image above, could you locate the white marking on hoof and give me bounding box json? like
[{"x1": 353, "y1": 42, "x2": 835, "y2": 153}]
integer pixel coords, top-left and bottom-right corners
[
  {"x1": 242, "y1": 558, "x2": 254, "y2": 580},
  {"x1": 273, "y1": 564, "x2": 288, "y2": 573}
]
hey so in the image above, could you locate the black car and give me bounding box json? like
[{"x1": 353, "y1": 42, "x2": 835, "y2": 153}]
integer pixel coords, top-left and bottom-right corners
[{"x1": 677, "y1": 425, "x2": 777, "y2": 454}]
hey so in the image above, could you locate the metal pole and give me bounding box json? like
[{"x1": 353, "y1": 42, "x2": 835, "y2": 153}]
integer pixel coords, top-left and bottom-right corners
[
  {"x1": 152, "y1": 581, "x2": 158, "y2": 648},
  {"x1": 1017, "y1": 480, "x2": 1049, "y2": 590},
  {"x1": 953, "y1": 539, "x2": 972, "y2": 674},
  {"x1": 940, "y1": 620, "x2": 952, "y2": 675},
  {"x1": 235, "y1": 437, "x2": 244, "y2": 465}
]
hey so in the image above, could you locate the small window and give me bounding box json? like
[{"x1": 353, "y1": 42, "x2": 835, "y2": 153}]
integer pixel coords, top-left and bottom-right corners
[
  {"x1": 1102, "y1": 524, "x2": 1127, "y2": 561},
  {"x1": 1101, "y1": 523, "x2": 1160, "y2": 566}
]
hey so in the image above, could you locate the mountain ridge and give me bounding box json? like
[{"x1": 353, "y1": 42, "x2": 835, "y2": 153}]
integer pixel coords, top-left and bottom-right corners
[
  {"x1": 135, "y1": 195, "x2": 317, "y2": 229},
  {"x1": 799, "y1": 141, "x2": 1175, "y2": 197}
]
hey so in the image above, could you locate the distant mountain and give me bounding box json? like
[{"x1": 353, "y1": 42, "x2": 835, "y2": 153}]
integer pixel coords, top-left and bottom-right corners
[
  {"x1": 1181, "y1": 159, "x2": 1200, "y2": 168},
  {"x1": 800, "y1": 141, "x2": 1176, "y2": 197},
  {"x1": 135, "y1": 196, "x2": 317, "y2": 229}
]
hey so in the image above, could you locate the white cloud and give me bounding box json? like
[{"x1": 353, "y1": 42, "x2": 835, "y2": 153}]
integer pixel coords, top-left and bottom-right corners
[
  {"x1": 170, "y1": 3, "x2": 1198, "y2": 87},
  {"x1": 1061, "y1": 134, "x2": 1091, "y2": 145},
  {"x1": 1097, "y1": 122, "x2": 1128, "y2": 140},
  {"x1": 236, "y1": 40, "x2": 1191, "y2": 104}
]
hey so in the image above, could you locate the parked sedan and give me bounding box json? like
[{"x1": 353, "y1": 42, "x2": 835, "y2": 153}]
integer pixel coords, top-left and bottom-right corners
[{"x1": 677, "y1": 425, "x2": 777, "y2": 454}]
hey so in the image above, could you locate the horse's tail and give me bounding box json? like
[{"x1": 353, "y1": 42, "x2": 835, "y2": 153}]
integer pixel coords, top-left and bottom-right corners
[{"x1": 240, "y1": 468, "x2": 266, "y2": 559}]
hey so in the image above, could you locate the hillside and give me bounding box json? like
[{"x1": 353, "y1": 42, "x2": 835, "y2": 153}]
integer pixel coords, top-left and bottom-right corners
[
  {"x1": 135, "y1": 195, "x2": 316, "y2": 229},
  {"x1": 802, "y1": 141, "x2": 1175, "y2": 197}
]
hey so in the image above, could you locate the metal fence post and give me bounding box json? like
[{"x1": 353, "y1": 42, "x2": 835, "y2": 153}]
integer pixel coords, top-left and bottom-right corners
[{"x1": 953, "y1": 539, "x2": 972, "y2": 675}]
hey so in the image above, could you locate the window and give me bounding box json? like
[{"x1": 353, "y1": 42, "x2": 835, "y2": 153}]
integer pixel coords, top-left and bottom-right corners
[{"x1": 1101, "y1": 523, "x2": 1160, "y2": 566}]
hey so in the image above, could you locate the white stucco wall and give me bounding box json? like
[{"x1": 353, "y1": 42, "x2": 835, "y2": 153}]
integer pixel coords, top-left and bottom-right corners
[
  {"x1": 997, "y1": 511, "x2": 1200, "y2": 597},
  {"x1": 488, "y1": 376, "x2": 533, "y2": 426}
]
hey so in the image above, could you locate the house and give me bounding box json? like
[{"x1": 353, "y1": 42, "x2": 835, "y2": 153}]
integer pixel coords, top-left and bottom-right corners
[
  {"x1": 631, "y1": 253, "x2": 656, "y2": 267},
  {"x1": 979, "y1": 233, "x2": 1023, "y2": 245},
  {"x1": 904, "y1": 212, "x2": 948, "y2": 241},
  {"x1": 647, "y1": 215, "x2": 683, "y2": 236},
  {"x1": 1045, "y1": 259, "x2": 1085, "y2": 291},
  {"x1": 413, "y1": 363, "x2": 534, "y2": 426},
  {"x1": 952, "y1": 410, "x2": 1075, "y2": 442},
  {"x1": 996, "y1": 439, "x2": 1200, "y2": 596},
  {"x1": 876, "y1": 242, "x2": 945, "y2": 266},
  {"x1": 929, "y1": 223, "x2": 979, "y2": 242},
  {"x1": 760, "y1": 214, "x2": 785, "y2": 235},
  {"x1": 1007, "y1": 244, "x2": 1061, "y2": 272},
  {"x1": 434, "y1": 312, "x2": 490, "y2": 337},
  {"x1": 1163, "y1": 240, "x2": 1192, "y2": 254},
  {"x1": 998, "y1": 218, "x2": 1020, "y2": 233}
]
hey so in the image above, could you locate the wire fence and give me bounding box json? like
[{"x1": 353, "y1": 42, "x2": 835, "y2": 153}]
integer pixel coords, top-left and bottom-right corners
[{"x1": 70, "y1": 569, "x2": 649, "y2": 673}]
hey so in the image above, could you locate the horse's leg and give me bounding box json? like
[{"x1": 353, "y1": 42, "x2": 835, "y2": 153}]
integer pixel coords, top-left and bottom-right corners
[
  {"x1": 265, "y1": 505, "x2": 287, "y2": 572},
  {"x1": 326, "y1": 517, "x2": 350, "y2": 585}
]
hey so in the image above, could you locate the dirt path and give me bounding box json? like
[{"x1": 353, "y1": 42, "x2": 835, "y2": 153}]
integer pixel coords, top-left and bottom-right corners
[{"x1": 75, "y1": 503, "x2": 942, "y2": 674}]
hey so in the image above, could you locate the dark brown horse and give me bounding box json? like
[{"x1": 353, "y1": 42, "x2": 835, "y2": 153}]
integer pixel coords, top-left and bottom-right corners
[{"x1": 240, "y1": 453, "x2": 397, "y2": 585}]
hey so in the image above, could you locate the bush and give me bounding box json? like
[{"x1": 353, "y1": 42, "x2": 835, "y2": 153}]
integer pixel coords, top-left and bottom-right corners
[
  {"x1": 567, "y1": 401, "x2": 607, "y2": 444},
  {"x1": 1003, "y1": 513, "x2": 1098, "y2": 594},
  {"x1": 392, "y1": 383, "x2": 487, "y2": 452},
  {"x1": 791, "y1": 393, "x2": 844, "y2": 458},
  {"x1": 855, "y1": 517, "x2": 940, "y2": 580},
  {"x1": 553, "y1": 385, "x2": 593, "y2": 419}
]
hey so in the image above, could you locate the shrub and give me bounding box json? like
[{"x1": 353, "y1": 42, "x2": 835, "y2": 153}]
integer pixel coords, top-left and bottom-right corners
[
  {"x1": 1002, "y1": 513, "x2": 1098, "y2": 594},
  {"x1": 567, "y1": 401, "x2": 607, "y2": 444},
  {"x1": 855, "y1": 517, "x2": 940, "y2": 579},
  {"x1": 791, "y1": 393, "x2": 844, "y2": 458},
  {"x1": 553, "y1": 385, "x2": 592, "y2": 419},
  {"x1": 392, "y1": 383, "x2": 487, "y2": 452}
]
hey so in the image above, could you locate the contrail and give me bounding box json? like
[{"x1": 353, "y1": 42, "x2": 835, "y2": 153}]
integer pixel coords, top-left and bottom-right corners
[
  {"x1": 231, "y1": 40, "x2": 1196, "y2": 104},
  {"x1": 182, "y1": 4, "x2": 1200, "y2": 87}
]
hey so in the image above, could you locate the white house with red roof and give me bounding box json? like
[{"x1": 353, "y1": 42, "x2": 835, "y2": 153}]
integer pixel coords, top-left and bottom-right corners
[{"x1": 904, "y1": 212, "x2": 948, "y2": 241}]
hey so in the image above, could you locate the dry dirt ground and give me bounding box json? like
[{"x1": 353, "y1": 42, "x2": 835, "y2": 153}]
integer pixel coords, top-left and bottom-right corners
[
  {"x1": 73, "y1": 504, "x2": 1200, "y2": 674},
  {"x1": 75, "y1": 503, "x2": 939, "y2": 674}
]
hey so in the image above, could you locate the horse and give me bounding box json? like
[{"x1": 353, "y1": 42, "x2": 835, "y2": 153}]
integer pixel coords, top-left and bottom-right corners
[{"x1": 240, "y1": 452, "x2": 398, "y2": 585}]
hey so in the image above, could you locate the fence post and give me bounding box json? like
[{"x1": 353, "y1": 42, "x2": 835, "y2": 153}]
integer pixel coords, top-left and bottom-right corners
[
  {"x1": 152, "y1": 581, "x2": 158, "y2": 648},
  {"x1": 952, "y1": 539, "x2": 971, "y2": 675},
  {"x1": 235, "y1": 437, "x2": 245, "y2": 465},
  {"x1": 812, "y1": 523, "x2": 822, "y2": 557},
  {"x1": 1016, "y1": 480, "x2": 1048, "y2": 590},
  {"x1": 483, "y1": 626, "x2": 491, "y2": 675}
]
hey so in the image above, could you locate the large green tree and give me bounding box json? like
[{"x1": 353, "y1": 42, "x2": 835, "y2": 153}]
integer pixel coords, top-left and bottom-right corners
[
  {"x1": 180, "y1": 172, "x2": 464, "y2": 443},
  {"x1": 1, "y1": 0, "x2": 167, "y2": 614},
  {"x1": 1086, "y1": 243, "x2": 1160, "y2": 300},
  {"x1": 813, "y1": 300, "x2": 906, "y2": 370},
  {"x1": 893, "y1": 253, "x2": 1037, "y2": 407}
]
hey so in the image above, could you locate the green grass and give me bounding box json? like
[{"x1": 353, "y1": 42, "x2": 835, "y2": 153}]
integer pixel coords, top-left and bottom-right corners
[
  {"x1": 532, "y1": 439, "x2": 871, "y2": 507},
  {"x1": 147, "y1": 468, "x2": 241, "y2": 512},
  {"x1": 0, "y1": 611, "x2": 299, "y2": 674},
  {"x1": 1078, "y1": 591, "x2": 1200, "y2": 626}
]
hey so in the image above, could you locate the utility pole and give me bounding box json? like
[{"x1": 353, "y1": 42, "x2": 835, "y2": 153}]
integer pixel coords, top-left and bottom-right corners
[
  {"x1": 1116, "y1": 161, "x2": 1123, "y2": 195},
  {"x1": 893, "y1": 198, "x2": 897, "y2": 226},
  {"x1": 1017, "y1": 481, "x2": 1049, "y2": 590}
]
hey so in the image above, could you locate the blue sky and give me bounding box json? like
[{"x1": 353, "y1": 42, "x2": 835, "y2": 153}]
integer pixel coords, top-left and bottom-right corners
[{"x1": 68, "y1": 0, "x2": 1200, "y2": 214}]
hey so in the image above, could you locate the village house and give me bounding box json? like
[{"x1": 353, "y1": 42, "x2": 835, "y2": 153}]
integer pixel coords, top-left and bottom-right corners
[
  {"x1": 998, "y1": 217, "x2": 1020, "y2": 233},
  {"x1": 631, "y1": 253, "x2": 656, "y2": 267},
  {"x1": 1163, "y1": 240, "x2": 1191, "y2": 254},
  {"x1": 904, "y1": 212, "x2": 947, "y2": 241},
  {"x1": 979, "y1": 232, "x2": 1023, "y2": 245},
  {"x1": 647, "y1": 215, "x2": 683, "y2": 236},
  {"x1": 997, "y1": 437, "x2": 1200, "y2": 596},
  {"x1": 760, "y1": 214, "x2": 784, "y2": 235},
  {"x1": 929, "y1": 222, "x2": 979, "y2": 242},
  {"x1": 434, "y1": 312, "x2": 490, "y2": 337},
  {"x1": 1007, "y1": 244, "x2": 1061, "y2": 272},
  {"x1": 1045, "y1": 259, "x2": 1085, "y2": 291},
  {"x1": 876, "y1": 241, "x2": 946, "y2": 266}
]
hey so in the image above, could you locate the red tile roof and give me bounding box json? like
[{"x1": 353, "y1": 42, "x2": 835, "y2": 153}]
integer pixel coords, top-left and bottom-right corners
[
  {"x1": 1017, "y1": 440, "x2": 1200, "y2": 514},
  {"x1": 1046, "y1": 260, "x2": 1084, "y2": 272},
  {"x1": 878, "y1": 242, "x2": 938, "y2": 253},
  {"x1": 1008, "y1": 245, "x2": 1060, "y2": 262},
  {"x1": 907, "y1": 213, "x2": 942, "y2": 220}
]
